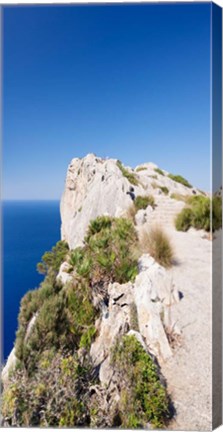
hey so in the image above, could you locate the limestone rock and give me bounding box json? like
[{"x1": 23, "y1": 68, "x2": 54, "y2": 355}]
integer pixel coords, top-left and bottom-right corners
[
  {"x1": 56, "y1": 261, "x2": 73, "y2": 285},
  {"x1": 60, "y1": 154, "x2": 198, "y2": 249},
  {"x1": 1, "y1": 348, "x2": 17, "y2": 385}
]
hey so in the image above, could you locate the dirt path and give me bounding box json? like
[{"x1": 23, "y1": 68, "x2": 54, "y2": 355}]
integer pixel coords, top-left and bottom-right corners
[{"x1": 160, "y1": 228, "x2": 212, "y2": 431}]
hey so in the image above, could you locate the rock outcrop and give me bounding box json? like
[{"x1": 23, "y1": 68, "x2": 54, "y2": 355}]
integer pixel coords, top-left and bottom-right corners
[
  {"x1": 90, "y1": 254, "x2": 180, "y2": 387},
  {"x1": 61, "y1": 154, "x2": 196, "y2": 249}
]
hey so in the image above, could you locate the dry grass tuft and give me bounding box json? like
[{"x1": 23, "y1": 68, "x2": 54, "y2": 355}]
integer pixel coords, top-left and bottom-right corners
[{"x1": 140, "y1": 226, "x2": 174, "y2": 268}]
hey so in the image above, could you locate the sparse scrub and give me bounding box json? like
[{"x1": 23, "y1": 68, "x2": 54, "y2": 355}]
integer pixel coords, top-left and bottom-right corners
[
  {"x1": 135, "y1": 166, "x2": 147, "y2": 172},
  {"x1": 1, "y1": 351, "x2": 93, "y2": 427},
  {"x1": 155, "y1": 167, "x2": 165, "y2": 176},
  {"x1": 160, "y1": 186, "x2": 169, "y2": 195},
  {"x1": 111, "y1": 335, "x2": 171, "y2": 428},
  {"x1": 135, "y1": 195, "x2": 155, "y2": 210},
  {"x1": 116, "y1": 160, "x2": 139, "y2": 186},
  {"x1": 168, "y1": 173, "x2": 192, "y2": 188},
  {"x1": 140, "y1": 227, "x2": 174, "y2": 268}
]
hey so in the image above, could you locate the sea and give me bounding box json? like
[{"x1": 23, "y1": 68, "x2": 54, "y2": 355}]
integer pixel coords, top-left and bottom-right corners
[{"x1": 2, "y1": 200, "x2": 61, "y2": 362}]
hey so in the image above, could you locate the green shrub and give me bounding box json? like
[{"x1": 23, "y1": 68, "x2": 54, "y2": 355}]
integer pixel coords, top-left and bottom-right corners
[
  {"x1": 175, "y1": 195, "x2": 215, "y2": 232},
  {"x1": 135, "y1": 166, "x2": 147, "y2": 172},
  {"x1": 175, "y1": 208, "x2": 193, "y2": 231},
  {"x1": 140, "y1": 227, "x2": 174, "y2": 268},
  {"x1": 2, "y1": 352, "x2": 93, "y2": 427},
  {"x1": 86, "y1": 216, "x2": 112, "y2": 239},
  {"x1": 83, "y1": 216, "x2": 138, "y2": 285},
  {"x1": 155, "y1": 167, "x2": 165, "y2": 176},
  {"x1": 168, "y1": 173, "x2": 192, "y2": 188},
  {"x1": 160, "y1": 186, "x2": 169, "y2": 195},
  {"x1": 37, "y1": 241, "x2": 69, "y2": 275},
  {"x1": 135, "y1": 195, "x2": 155, "y2": 210},
  {"x1": 116, "y1": 160, "x2": 139, "y2": 186},
  {"x1": 79, "y1": 326, "x2": 97, "y2": 350},
  {"x1": 111, "y1": 335, "x2": 171, "y2": 428}
]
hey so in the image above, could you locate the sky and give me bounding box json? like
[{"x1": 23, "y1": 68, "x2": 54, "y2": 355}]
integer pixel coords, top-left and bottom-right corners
[{"x1": 2, "y1": 3, "x2": 213, "y2": 199}]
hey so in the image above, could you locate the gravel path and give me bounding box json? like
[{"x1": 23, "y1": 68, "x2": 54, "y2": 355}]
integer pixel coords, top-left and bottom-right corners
[{"x1": 160, "y1": 228, "x2": 212, "y2": 431}]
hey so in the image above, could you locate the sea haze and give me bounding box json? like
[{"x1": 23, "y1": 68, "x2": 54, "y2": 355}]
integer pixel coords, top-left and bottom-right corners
[{"x1": 2, "y1": 200, "x2": 61, "y2": 361}]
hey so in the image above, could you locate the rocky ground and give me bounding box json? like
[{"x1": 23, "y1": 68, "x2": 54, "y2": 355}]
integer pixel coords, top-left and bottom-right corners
[{"x1": 160, "y1": 227, "x2": 212, "y2": 430}]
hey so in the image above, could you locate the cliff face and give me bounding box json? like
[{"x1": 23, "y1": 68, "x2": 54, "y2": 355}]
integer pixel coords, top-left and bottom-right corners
[{"x1": 2, "y1": 155, "x2": 213, "y2": 429}]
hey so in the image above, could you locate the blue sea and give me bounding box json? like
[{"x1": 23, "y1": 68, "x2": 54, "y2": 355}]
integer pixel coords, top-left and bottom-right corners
[{"x1": 2, "y1": 201, "x2": 61, "y2": 361}]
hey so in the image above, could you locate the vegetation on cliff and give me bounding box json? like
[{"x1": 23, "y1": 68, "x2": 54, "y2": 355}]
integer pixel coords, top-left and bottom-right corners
[
  {"x1": 2, "y1": 215, "x2": 172, "y2": 428},
  {"x1": 111, "y1": 335, "x2": 171, "y2": 428}
]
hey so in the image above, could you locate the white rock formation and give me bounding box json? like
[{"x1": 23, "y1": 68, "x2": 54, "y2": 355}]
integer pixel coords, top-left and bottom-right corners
[
  {"x1": 56, "y1": 261, "x2": 73, "y2": 285},
  {"x1": 1, "y1": 348, "x2": 17, "y2": 385},
  {"x1": 61, "y1": 154, "x2": 197, "y2": 249},
  {"x1": 90, "y1": 254, "x2": 181, "y2": 386}
]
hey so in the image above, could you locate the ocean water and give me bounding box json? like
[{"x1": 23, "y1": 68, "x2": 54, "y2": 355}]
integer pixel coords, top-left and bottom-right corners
[{"x1": 2, "y1": 200, "x2": 61, "y2": 361}]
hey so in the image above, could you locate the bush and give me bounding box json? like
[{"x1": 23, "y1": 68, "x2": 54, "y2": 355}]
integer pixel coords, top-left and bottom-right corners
[
  {"x1": 135, "y1": 195, "x2": 155, "y2": 210},
  {"x1": 168, "y1": 173, "x2": 192, "y2": 188},
  {"x1": 111, "y1": 335, "x2": 171, "y2": 428},
  {"x1": 135, "y1": 166, "x2": 147, "y2": 172},
  {"x1": 155, "y1": 167, "x2": 165, "y2": 176},
  {"x1": 82, "y1": 216, "x2": 138, "y2": 285},
  {"x1": 2, "y1": 352, "x2": 93, "y2": 427},
  {"x1": 116, "y1": 160, "x2": 139, "y2": 186},
  {"x1": 175, "y1": 195, "x2": 217, "y2": 232},
  {"x1": 175, "y1": 208, "x2": 193, "y2": 231},
  {"x1": 37, "y1": 241, "x2": 69, "y2": 275},
  {"x1": 140, "y1": 227, "x2": 174, "y2": 268},
  {"x1": 160, "y1": 186, "x2": 169, "y2": 195}
]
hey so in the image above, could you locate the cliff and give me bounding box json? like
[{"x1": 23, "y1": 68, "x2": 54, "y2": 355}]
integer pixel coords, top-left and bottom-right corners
[
  {"x1": 1, "y1": 155, "x2": 216, "y2": 429},
  {"x1": 60, "y1": 154, "x2": 197, "y2": 249}
]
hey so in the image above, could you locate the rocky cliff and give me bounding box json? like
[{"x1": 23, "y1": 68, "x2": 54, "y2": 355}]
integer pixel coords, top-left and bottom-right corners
[
  {"x1": 60, "y1": 154, "x2": 197, "y2": 249},
  {"x1": 1, "y1": 155, "x2": 215, "y2": 429}
]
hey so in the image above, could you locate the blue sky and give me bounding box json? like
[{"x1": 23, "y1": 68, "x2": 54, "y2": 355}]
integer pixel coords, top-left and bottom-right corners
[{"x1": 3, "y1": 3, "x2": 212, "y2": 199}]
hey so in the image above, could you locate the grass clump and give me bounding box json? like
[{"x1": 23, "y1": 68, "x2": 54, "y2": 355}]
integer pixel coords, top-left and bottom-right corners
[
  {"x1": 135, "y1": 195, "x2": 155, "y2": 211},
  {"x1": 116, "y1": 160, "x2": 139, "y2": 186},
  {"x1": 111, "y1": 335, "x2": 171, "y2": 428},
  {"x1": 160, "y1": 186, "x2": 169, "y2": 195},
  {"x1": 168, "y1": 173, "x2": 192, "y2": 188},
  {"x1": 140, "y1": 227, "x2": 174, "y2": 268},
  {"x1": 154, "y1": 167, "x2": 165, "y2": 176},
  {"x1": 135, "y1": 166, "x2": 147, "y2": 172}
]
